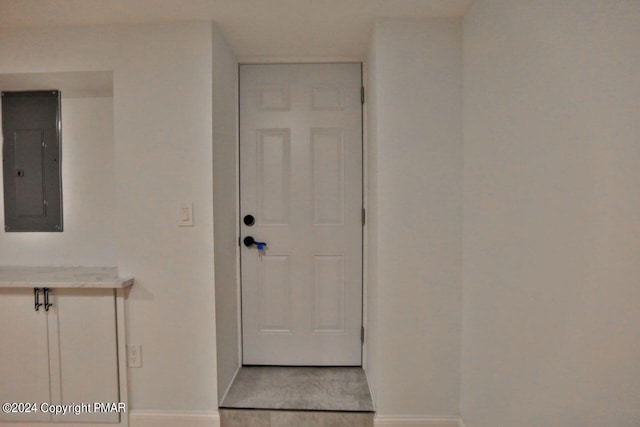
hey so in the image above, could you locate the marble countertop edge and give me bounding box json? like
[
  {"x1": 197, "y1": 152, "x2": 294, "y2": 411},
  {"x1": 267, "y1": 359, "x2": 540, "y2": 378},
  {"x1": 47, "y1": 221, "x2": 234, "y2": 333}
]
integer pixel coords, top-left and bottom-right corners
[{"x1": 0, "y1": 266, "x2": 134, "y2": 289}]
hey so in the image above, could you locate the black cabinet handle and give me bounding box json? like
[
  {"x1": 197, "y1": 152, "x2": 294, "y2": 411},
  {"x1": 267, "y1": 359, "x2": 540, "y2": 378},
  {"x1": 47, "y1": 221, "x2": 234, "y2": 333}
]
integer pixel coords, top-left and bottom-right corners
[
  {"x1": 34, "y1": 288, "x2": 43, "y2": 311},
  {"x1": 44, "y1": 288, "x2": 53, "y2": 312}
]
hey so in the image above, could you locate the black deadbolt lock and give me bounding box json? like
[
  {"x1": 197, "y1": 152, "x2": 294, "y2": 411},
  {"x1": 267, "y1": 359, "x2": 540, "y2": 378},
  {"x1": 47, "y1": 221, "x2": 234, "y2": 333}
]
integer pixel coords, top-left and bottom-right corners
[
  {"x1": 243, "y1": 214, "x2": 255, "y2": 226},
  {"x1": 16, "y1": 169, "x2": 25, "y2": 177}
]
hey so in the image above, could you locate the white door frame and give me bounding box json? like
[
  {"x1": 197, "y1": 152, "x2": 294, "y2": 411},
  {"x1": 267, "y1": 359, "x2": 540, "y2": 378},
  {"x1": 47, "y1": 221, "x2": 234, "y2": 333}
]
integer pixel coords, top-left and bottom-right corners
[{"x1": 234, "y1": 59, "x2": 369, "y2": 368}]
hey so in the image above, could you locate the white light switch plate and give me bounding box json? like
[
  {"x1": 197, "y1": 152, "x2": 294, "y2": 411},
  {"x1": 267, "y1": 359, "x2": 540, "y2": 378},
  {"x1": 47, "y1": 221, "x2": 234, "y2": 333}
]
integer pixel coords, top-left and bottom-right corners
[{"x1": 179, "y1": 203, "x2": 194, "y2": 227}]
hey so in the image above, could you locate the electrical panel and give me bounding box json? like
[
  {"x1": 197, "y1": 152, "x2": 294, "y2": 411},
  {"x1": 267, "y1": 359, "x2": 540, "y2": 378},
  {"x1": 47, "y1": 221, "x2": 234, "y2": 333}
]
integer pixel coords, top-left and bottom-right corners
[{"x1": 2, "y1": 90, "x2": 63, "y2": 232}]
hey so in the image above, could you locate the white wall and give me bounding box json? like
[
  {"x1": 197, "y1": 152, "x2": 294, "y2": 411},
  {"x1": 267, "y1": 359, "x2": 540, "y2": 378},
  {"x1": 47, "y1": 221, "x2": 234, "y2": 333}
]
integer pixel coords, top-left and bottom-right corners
[
  {"x1": 0, "y1": 22, "x2": 218, "y2": 412},
  {"x1": 461, "y1": 1, "x2": 640, "y2": 426},
  {"x1": 367, "y1": 18, "x2": 463, "y2": 417},
  {"x1": 0, "y1": 96, "x2": 117, "y2": 266},
  {"x1": 212, "y1": 22, "x2": 240, "y2": 402}
]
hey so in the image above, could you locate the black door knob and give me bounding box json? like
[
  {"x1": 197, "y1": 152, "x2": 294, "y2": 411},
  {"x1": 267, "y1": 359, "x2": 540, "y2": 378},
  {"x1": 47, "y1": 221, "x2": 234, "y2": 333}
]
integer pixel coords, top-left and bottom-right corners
[{"x1": 243, "y1": 214, "x2": 255, "y2": 226}]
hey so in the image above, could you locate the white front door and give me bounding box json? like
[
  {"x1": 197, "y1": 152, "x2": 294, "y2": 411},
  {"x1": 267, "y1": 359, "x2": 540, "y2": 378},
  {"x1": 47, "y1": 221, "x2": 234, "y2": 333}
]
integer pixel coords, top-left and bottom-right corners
[{"x1": 240, "y1": 63, "x2": 363, "y2": 365}]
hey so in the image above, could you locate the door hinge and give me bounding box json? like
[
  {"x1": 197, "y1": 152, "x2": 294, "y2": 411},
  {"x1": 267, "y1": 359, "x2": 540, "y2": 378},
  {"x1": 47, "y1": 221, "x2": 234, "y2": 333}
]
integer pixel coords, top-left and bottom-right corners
[
  {"x1": 361, "y1": 326, "x2": 365, "y2": 344},
  {"x1": 362, "y1": 208, "x2": 366, "y2": 226},
  {"x1": 361, "y1": 87, "x2": 365, "y2": 105}
]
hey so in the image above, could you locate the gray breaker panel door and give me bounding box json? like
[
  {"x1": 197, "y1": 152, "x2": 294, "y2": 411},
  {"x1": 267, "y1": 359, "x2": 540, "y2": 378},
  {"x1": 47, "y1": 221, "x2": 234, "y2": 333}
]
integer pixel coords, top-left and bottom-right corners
[{"x1": 2, "y1": 90, "x2": 63, "y2": 232}]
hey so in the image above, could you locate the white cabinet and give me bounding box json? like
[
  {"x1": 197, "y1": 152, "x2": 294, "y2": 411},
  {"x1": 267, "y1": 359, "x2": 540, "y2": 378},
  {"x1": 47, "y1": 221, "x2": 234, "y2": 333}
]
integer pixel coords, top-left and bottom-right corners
[
  {"x1": 53, "y1": 288, "x2": 121, "y2": 423},
  {"x1": 0, "y1": 267, "x2": 132, "y2": 426},
  {"x1": 0, "y1": 289, "x2": 51, "y2": 422}
]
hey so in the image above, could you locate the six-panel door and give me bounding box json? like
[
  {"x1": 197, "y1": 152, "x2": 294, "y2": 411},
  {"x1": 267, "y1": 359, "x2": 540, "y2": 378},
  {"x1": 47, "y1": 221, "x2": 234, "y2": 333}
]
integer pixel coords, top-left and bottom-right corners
[{"x1": 240, "y1": 63, "x2": 363, "y2": 365}]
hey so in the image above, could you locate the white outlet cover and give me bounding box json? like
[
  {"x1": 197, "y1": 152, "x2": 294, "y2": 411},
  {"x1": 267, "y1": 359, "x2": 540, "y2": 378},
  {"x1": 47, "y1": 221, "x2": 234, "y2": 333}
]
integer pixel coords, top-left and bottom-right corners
[{"x1": 127, "y1": 344, "x2": 142, "y2": 368}]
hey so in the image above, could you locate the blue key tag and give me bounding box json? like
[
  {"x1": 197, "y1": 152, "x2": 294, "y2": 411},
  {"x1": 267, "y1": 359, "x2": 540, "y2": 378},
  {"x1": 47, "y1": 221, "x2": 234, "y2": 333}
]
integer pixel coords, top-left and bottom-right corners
[{"x1": 256, "y1": 242, "x2": 266, "y2": 260}]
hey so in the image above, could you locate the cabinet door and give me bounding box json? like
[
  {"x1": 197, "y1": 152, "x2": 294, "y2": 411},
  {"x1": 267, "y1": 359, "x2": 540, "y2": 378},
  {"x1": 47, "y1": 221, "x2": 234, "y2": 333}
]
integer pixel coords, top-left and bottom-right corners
[
  {"x1": 0, "y1": 288, "x2": 52, "y2": 421},
  {"x1": 49, "y1": 288, "x2": 120, "y2": 423}
]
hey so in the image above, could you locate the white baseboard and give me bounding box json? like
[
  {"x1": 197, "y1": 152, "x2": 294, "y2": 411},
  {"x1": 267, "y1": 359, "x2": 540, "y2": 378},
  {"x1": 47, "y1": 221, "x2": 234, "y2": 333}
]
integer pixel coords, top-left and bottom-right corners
[
  {"x1": 128, "y1": 410, "x2": 460, "y2": 427},
  {"x1": 129, "y1": 410, "x2": 220, "y2": 427},
  {"x1": 374, "y1": 416, "x2": 461, "y2": 427}
]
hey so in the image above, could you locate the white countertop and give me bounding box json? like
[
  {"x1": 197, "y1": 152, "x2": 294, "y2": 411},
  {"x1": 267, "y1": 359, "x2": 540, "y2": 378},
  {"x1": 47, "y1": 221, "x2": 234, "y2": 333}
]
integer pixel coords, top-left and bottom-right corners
[{"x1": 0, "y1": 266, "x2": 134, "y2": 289}]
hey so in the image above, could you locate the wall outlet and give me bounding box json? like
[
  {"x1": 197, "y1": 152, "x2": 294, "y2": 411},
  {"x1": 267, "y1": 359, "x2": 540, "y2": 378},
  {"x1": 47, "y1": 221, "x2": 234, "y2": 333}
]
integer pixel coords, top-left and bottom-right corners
[{"x1": 127, "y1": 345, "x2": 142, "y2": 368}]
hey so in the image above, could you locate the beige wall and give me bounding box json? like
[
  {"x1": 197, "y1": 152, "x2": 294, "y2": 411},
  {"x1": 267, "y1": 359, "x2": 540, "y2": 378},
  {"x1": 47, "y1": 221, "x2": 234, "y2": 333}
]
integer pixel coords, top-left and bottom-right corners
[
  {"x1": 367, "y1": 18, "x2": 463, "y2": 417},
  {"x1": 461, "y1": 0, "x2": 640, "y2": 425},
  {"x1": 0, "y1": 22, "x2": 218, "y2": 411}
]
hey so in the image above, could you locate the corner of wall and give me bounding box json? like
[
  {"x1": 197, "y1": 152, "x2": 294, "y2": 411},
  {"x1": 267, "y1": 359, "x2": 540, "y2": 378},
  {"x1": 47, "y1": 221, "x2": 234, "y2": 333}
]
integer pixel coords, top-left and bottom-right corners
[
  {"x1": 367, "y1": 17, "x2": 463, "y2": 417},
  {"x1": 363, "y1": 20, "x2": 380, "y2": 410},
  {"x1": 211, "y1": 21, "x2": 241, "y2": 406}
]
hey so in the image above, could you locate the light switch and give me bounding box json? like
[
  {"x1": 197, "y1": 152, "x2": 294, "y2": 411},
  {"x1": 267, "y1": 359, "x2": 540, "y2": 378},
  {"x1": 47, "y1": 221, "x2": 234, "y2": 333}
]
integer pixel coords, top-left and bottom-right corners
[{"x1": 179, "y1": 203, "x2": 194, "y2": 227}]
